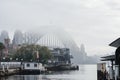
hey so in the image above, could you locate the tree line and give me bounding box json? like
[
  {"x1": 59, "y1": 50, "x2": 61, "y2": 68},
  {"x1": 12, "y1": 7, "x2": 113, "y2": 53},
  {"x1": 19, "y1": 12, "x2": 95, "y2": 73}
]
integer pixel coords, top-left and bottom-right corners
[{"x1": 0, "y1": 42, "x2": 53, "y2": 64}]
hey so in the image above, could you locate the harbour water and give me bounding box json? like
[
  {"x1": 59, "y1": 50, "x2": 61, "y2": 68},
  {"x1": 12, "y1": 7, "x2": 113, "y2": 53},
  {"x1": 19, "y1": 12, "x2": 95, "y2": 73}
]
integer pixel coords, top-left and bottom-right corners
[{"x1": 0, "y1": 65, "x2": 97, "y2": 80}]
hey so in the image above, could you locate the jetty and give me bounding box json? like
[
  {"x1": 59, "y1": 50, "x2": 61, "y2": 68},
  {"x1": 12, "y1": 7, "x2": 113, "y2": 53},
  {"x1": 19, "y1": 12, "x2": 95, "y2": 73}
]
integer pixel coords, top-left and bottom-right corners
[
  {"x1": 0, "y1": 61, "x2": 47, "y2": 76},
  {"x1": 0, "y1": 62, "x2": 20, "y2": 77},
  {"x1": 0, "y1": 61, "x2": 79, "y2": 77}
]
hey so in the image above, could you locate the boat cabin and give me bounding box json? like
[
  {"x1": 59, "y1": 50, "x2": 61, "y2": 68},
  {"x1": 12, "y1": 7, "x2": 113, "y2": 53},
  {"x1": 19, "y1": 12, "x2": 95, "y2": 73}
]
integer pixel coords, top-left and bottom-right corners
[{"x1": 21, "y1": 62, "x2": 45, "y2": 71}]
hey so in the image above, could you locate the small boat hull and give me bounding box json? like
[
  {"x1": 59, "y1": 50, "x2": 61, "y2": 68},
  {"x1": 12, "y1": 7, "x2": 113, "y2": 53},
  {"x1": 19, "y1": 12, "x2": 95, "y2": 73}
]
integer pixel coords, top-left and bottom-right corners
[{"x1": 19, "y1": 69, "x2": 45, "y2": 75}]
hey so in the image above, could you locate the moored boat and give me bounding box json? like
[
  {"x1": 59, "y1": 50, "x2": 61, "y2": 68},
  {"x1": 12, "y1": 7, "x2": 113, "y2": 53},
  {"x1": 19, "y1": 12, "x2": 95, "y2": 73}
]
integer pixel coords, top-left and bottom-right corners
[
  {"x1": 20, "y1": 62, "x2": 46, "y2": 75},
  {"x1": 45, "y1": 63, "x2": 79, "y2": 71}
]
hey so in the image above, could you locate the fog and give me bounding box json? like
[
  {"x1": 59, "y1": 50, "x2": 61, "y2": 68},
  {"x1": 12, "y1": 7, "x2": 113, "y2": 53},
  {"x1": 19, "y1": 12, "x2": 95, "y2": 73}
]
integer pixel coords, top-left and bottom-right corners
[{"x1": 0, "y1": 0, "x2": 119, "y2": 55}]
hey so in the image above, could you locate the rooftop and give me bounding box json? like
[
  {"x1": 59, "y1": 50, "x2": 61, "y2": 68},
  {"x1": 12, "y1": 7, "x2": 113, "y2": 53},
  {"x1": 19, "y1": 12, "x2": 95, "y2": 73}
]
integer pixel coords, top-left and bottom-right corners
[
  {"x1": 109, "y1": 38, "x2": 120, "y2": 47},
  {"x1": 101, "y1": 55, "x2": 115, "y2": 61}
]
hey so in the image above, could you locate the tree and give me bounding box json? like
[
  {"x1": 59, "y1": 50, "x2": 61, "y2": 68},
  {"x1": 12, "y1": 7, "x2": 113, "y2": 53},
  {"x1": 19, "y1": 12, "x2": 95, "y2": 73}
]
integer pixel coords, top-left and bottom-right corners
[
  {"x1": 0, "y1": 42, "x2": 5, "y2": 62},
  {"x1": 38, "y1": 46, "x2": 52, "y2": 63},
  {"x1": 12, "y1": 44, "x2": 52, "y2": 63}
]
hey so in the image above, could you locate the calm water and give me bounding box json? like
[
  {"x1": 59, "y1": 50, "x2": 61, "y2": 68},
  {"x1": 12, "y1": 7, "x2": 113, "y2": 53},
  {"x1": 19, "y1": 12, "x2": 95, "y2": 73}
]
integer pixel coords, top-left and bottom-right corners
[{"x1": 1, "y1": 65, "x2": 97, "y2": 80}]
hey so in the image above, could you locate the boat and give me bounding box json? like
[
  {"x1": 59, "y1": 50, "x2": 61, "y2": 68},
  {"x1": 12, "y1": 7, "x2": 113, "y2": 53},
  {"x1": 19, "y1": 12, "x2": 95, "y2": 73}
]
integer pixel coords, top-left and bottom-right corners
[
  {"x1": 20, "y1": 62, "x2": 46, "y2": 75},
  {"x1": 45, "y1": 63, "x2": 79, "y2": 71}
]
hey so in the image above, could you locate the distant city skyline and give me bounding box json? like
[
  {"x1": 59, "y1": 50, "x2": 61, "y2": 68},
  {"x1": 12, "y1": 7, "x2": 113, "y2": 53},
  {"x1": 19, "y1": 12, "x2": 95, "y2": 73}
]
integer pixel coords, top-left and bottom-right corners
[{"x1": 0, "y1": 0, "x2": 119, "y2": 55}]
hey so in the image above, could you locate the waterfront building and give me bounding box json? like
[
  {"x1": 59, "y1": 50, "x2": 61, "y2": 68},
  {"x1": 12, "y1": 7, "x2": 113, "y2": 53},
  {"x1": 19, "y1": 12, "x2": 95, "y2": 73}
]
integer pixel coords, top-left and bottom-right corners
[
  {"x1": 49, "y1": 48, "x2": 71, "y2": 65},
  {"x1": 101, "y1": 37, "x2": 120, "y2": 80}
]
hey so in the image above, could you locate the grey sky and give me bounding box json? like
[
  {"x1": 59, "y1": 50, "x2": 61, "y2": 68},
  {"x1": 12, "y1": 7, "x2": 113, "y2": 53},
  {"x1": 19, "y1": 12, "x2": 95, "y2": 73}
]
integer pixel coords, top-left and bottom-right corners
[{"x1": 0, "y1": 0, "x2": 120, "y2": 55}]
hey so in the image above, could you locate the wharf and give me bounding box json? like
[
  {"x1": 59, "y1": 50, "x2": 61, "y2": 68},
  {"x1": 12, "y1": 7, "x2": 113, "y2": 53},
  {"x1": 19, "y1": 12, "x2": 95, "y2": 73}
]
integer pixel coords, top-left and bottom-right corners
[
  {"x1": 0, "y1": 64, "x2": 20, "y2": 77},
  {"x1": 0, "y1": 68, "x2": 19, "y2": 77},
  {"x1": 0, "y1": 62, "x2": 79, "y2": 77}
]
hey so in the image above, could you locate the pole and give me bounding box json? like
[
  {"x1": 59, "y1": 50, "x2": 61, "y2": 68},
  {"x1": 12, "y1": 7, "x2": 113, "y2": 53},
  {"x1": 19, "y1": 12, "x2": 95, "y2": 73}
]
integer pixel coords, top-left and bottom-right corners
[{"x1": 115, "y1": 65, "x2": 119, "y2": 80}]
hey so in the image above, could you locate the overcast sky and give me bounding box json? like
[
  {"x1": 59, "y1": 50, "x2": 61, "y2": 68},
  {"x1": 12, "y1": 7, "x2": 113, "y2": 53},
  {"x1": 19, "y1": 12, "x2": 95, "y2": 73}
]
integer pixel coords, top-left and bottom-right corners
[{"x1": 0, "y1": 0, "x2": 120, "y2": 56}]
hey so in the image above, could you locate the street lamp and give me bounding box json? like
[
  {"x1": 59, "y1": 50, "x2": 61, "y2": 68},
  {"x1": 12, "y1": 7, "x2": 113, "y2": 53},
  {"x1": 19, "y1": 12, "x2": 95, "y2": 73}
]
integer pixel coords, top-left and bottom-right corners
[
  {"x1": 16, "y1": 58, "x2": 18, "y2": 61},
  {"x1": 3, "y1": 57, "x2": 5, "y2": 62},
  {"x1": 21, "y1": 59, "x2": 23, "y2": 61},
  {"x1": 30, "y1": 59, "x2": 32, "y2": 62},
  {"x1": 10, "y1": 58, "x2": 12, "y2": 61}
]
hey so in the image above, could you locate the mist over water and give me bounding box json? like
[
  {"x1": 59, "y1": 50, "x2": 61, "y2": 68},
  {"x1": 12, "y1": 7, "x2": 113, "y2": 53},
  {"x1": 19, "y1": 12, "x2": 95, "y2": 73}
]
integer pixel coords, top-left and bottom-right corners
[{"x1": 1, "y1": 65, "x2": 97, "y2": 80}]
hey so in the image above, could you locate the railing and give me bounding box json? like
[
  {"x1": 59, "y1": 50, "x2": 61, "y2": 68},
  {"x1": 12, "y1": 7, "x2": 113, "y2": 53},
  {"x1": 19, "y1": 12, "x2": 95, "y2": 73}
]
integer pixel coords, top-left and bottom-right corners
[{"x1": 0, "y1": 62, "x2": 21, "y2": 70}]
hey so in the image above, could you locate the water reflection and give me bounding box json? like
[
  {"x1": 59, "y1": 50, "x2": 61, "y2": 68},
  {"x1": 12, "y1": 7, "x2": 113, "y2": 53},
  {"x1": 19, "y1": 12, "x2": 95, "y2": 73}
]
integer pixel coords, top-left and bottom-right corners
[
  {"x1": 79, "y1": 65, "x2": 85, "y2": 74},
  {"x1": 0, "y1": 65, "x2": 97, "y2": 80}
]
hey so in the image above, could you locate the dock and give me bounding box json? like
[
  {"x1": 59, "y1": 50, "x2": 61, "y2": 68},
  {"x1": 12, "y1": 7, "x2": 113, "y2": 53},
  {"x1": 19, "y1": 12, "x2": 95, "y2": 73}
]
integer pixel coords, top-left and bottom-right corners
[
  {"x1": 0, "y1": 64, "x2": 20, "y2": 77},
  {"x1": 0, "y1": 61, "x2": 79, "y2": 77}
]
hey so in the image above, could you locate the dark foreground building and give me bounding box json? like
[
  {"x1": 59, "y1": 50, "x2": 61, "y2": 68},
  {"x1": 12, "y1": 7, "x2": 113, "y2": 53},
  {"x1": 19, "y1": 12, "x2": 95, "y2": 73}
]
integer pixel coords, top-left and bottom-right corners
[{"x1": 101, "y1": 38, "x2": 120, "y2": 80}]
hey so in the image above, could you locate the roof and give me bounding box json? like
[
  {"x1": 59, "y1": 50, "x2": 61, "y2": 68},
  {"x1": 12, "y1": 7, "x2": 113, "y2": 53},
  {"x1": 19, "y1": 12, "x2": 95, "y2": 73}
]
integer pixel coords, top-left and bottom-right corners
[
  {"x1": 101, "y1": 55, "x2": 115, "y2": 61},
  {"x1": 109, "y1": 38, "x2": 120, "y2": 47}
]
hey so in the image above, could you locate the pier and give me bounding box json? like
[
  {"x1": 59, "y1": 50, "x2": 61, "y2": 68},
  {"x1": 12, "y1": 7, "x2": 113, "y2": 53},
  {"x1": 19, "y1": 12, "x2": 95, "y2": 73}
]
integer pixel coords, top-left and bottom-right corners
[
  {"x1": 0, "y1": 63, "x2": 20, "y2": 77},
  {"x1": 0, "y1": 61, "x2": 79, "y2": 77}
]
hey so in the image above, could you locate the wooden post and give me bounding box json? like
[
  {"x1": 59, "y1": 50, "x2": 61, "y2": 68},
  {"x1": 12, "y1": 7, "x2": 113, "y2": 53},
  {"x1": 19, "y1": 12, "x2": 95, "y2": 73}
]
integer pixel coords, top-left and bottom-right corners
[
  {"x1": 2, "y1": 64, "x2": 5, "y2": 72},
  {"x1": 115, "y1": 65, "x2": 119, "y2": 80}
]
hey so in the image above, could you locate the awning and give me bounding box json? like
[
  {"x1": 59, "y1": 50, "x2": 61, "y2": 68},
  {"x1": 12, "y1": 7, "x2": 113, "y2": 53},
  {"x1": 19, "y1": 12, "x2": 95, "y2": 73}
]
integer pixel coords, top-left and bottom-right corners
[
  {"x1": 109, "y1": 38, "x2": 120, "y2": 47},
  {"x1": 101, "y1": 55, "x2": 115, "y2": 61}
]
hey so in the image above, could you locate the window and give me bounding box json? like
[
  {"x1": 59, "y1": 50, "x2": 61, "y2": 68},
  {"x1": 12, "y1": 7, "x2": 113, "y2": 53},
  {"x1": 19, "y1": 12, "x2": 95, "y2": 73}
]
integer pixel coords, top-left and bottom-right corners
[
  {"x1": 27, "y1": 64, "x2": 30, "y2": 67},
  {"x1": 34, "y1": 64, "x2": 37, "y2": 67}
]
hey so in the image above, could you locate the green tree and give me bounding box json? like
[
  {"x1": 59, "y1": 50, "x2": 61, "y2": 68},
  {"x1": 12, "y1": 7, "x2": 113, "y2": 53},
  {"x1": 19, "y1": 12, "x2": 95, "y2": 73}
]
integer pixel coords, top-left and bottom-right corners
[
  {"x1": 12, "y1": 44, "x2": 52, "y2": 63},
  {"x1": 38, "y1": 46, "x2": 52, "y2": 63}
]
